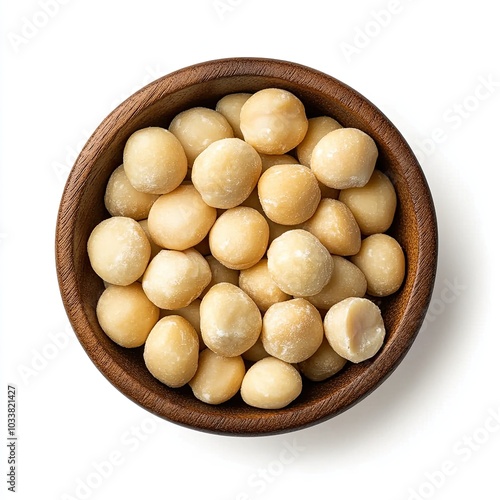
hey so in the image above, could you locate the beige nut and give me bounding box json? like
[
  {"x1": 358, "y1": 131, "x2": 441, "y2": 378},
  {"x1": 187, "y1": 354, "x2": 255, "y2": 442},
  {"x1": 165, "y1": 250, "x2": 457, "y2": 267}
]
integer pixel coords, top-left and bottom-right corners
[
  {"x1": 258, "y1": 164, "x2": 321, "y2": 225},
  {"x1": 303, "y1": 255, "x2": 367, "y2": 310},
  {"x1": 200, "y1": 283, "x2": 262, "y2": 357},
  {"x1": 267, "y1": 229, "x2": 333, "y2": 297},
  {"x1": 339, "y1": 169, "x2": 397, "y2": 235},
  {"x1": 215, "y1": 93, "x2": 252, "y2": 139},
  {"x1": 143, "y1": 316, "x2": 199, "y2": 388},
  {"x1": 189, "y1": 349, "x2": 245, "y2": 405},
  {"x1": 168, "y1": 107, "x2": 234, "y2": 165},
  {"x1": 324, "y1": 297, "x2": 385, "y2": 363},
  {"x1": 311, "y1": 128, "x2": 378, "y2": 189},
  {"x1": 104, "y1": 165, "x2": 159, "y2": 220},
  {"x1": 261, "y1": 298, "x2": 324, "y2": 363},
  {"x1": 240, "y1": 88, "x2": 308, "y2": 154},
  {"x1": 239, "y1": 259, "x2": 291, "y2": 311},
  {"x1": 296, "y1": 116, "x2": 343, "y2": 167},
  {"x1": 142, "y1": 248, "x2": 211, "y2": 309},
  {"x1": 87, "y1": 216, "x2": 151, "y2": 286},
  {"x1": 350, "y1": 233, "x2": 405, "y2": 297},
  {"x1": 209, "y1": 207, "x2": 269, "y2": 270},
  {"x1": 298, "y1": 337, "x2": 348, "y2": 382},
  {"x1": 123, "y1": 127, "x2": 187, "y2": 195},
  {"x1": 192, "y1": 138, "x2": 262, "y2": 209},
  {"x1": 96, "y1": 283, "x2": 159, "y2": 348},
  {"x1": 240, "y1": 357, "x2": 302, "y2": 409},
  {"x1": 147, "y1": 184, "x2": 217, "y2": 250},
  {"x1": 302, "y1": 198, "x2": 361, "y2": 256},
  {"x1": 160, "y1": 299, "x2": 205, "y2": 350}
]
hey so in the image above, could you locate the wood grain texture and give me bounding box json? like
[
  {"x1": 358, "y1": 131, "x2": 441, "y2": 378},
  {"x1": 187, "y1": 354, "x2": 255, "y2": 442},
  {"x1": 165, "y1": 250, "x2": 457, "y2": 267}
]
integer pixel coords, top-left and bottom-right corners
[{"x1": 55, "y1": 58, "x2": 438, "y2": 436}]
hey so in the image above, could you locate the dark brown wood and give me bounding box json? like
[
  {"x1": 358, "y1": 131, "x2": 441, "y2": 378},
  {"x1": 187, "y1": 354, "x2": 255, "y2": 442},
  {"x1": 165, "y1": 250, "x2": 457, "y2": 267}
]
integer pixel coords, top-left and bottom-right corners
[{"x1": 55, "y1": 58, "x2": 438, "y2": 436}]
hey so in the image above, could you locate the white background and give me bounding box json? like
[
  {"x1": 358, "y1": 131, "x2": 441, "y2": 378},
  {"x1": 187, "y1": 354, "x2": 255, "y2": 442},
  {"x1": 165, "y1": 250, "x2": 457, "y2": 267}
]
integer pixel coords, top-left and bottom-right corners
[{"x1": 1, "y1": 1, "x2": 499, "y2": 499}]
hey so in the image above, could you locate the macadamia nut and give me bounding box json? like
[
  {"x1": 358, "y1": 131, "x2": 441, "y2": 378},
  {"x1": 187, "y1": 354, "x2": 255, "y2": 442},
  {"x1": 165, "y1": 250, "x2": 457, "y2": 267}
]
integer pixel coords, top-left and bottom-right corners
[
  {"x1": 169, "y1": 107, "x2": 234, "y2": 165},
  {"x1": 298, "y1": 337, "x2": 347, "y2": 382},
  {"x1": 351, "y1": 233, "x2": 405, "y2": 297},
  {"x1": 137, "y1": 219, "x2": 162, "y2": 260},
  {"x1": 262, "y1": 298, "x2": 323, "y2": 363},
  {"x1": 241, "y1": 357, "x2": 302, "y2": 409},
  {"x1": 240, "y1": 187, "x2": 265, "y2": 214},
  {"x1": 192, "y1": 138, "x2": 262, "y2": 209},
  {"x1": 160, "y1": 299, "x2": 205, "y2": 350},
  {"x1": 104, "y1": 165, "x2": 159, "y2": 220},
  {"x1": 302, "y1": 198, "x2": 361, "y2": 256},
  {"x1": 242, "y1": 336, "x2": 269, "y2": 362},
  {"x1": 267, "y1": 220, "x2": 302, "y2": 244},
  {"x1": 143, "y1": 316, "x2": 199, "y2": 388},
  {"x1": 189, "y1": 349, "x2": 245, "y2": 404},
  {"x1": 215, "y1": 93, "x2": 252, "y2": 139},
  {"x1": 147, "y1": 184, "x2": 217, "y2": 250},
  {"x1": 240, "y1": 88, "x2": 308, "y2": 154},
  {"x1": 239, "y1": 259, "x2": 290, "y2": 311},
  {"x1": 296, "y1": 116, "x2": 343, "y2": 167},
  {"x1": 200, "y1": 283, "x2": 262, "y2": 357},
  {"x1": 304, "y1": 255, "x2": 367, "y2": 309},
  {"x1": 142, "y1": 248, "x2": 211, "y2": 309},
  {"x1": 259, "y1": 153, "x2": 299, "y2": 172},
  {"x1": 201, "y1": 255, "x2": 240, "y2": 297},
  {"x1": 324, "y1": 297, "x2": 385, "y2": 363},
  {"x1": 311, "y1": 128, "x2": 378, "y2": 189},
  {"x1": 87, "y1": 216, "x2": 151, "y2": 286},
  {"x1": 339, "y1": 169, "x2": 397, "y2": 235},
  {"x1": 123, "y1": 127, "x2": 187, "y2": 195},
  {"x1": 96, "y1": 283, "x2": 159, "y2": 348},
  {"x1": 209, "y1": 207, "x2": 269, "y2": 270},
  {"x1": 267, "y1": 229, "x2": 333, "y2": 296},
  {"x1": 258, "y1": 164, "x2": 321, "y2": 225}
]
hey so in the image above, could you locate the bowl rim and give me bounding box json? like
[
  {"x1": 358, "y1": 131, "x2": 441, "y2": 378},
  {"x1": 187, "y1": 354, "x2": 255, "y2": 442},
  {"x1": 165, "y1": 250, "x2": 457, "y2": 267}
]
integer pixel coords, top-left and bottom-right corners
[{"x1": 55, "y1": 57, "x2": 438, "y2": 436}]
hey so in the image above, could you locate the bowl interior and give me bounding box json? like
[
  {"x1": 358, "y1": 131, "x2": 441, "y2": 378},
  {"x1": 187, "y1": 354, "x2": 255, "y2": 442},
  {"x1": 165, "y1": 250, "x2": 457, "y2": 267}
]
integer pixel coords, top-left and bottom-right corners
[{"x1": 56, "y1": 58, "x2": 437, "y2": 436}]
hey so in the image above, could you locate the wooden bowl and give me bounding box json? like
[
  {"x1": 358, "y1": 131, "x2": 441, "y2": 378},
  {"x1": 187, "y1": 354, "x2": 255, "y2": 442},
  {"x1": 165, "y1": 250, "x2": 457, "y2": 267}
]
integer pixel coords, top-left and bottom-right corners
[{"x1": 55, "y1": 58, "x2": 438, "y2": 436}]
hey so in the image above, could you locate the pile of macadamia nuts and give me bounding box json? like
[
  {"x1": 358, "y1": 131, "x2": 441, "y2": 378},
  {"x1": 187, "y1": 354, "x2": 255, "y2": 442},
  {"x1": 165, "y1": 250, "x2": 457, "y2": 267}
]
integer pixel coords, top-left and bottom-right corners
[{"x1": 87, "y1": 88, "x2": 406, "y2": 410}]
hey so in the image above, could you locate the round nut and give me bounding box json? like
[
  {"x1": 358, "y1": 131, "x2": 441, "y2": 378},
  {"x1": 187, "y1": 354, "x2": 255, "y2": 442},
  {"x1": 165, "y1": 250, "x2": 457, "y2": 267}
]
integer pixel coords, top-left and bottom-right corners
[
  {"x1": 87, "y1": 216, "x2": 151, "y2": 286},
  {"x1": 104, "y1": 165, "x2": 159, "y2": 220},
  {"x1": 123, "y1": 127, "x2": 187, "y2": 195},
  {"x1": 267, "y1": 229, "x2": 333, "y2": 296},
  {"x1": 302, "y1": 198, "x2": 361, "y2": 256},
  {"x1": 189, "y1": 349, "x2": 245, "y2": 405},
  {"x1": 298, "y1": 337, "x2": 348, "y2": 382},
  {"x1": 143, "y1": 316, "x2": 199, "y2": 388},
  {"x1": 303, "y1": 255, "x2": 367, "y2": 310},
  {"x1": 215, "y1": 93, "x2": 252, "y2": 139},
  {"x1": 262, "y1": 298, "x2": 324, "y2": 363},
  {"x1": 147, "y1": 184, "x2": 217, "y2": 250},
  {"x1": 239, "y1": 259, "x2": 291, "y2": 311},
  {"x1": 339, "y1": 169, "x2": 397, "y2": 235},
  {"x1": 258, "y1": 164, "x2": 321, "y2": 225},
  {"x1": 240, "y1": 88, "x2": 308, "y2": 154},
  {"x1": 350, "y1": 233, "x2": 405, "y2": 297},
  {"x1": 240, "y1": 357, "x2": 302, "y2": 409},
  {"x1": 200, "y1": 283, "x2": 262, "y2": 357},
  {"x1": 169, "y1": 107, "x2": 234, "y2": 165},
  {"x1": 296, "y1": 116, "x2": 343, "y2": 167},
  {"x1": 200, "y1": 255, "x2": 240, "y2": 298},
  {"x1": 324, "y1": 297, "x2": 385, "y2": 363},
  {"x1": 96, "y1": 283, "x2": 159, "y2": 348},
  {"x1": 142, "y1": 248, "x2": 211, "y2": 309},
  {"x1": 209, "y1": 207, "x2": 269, "y2": 270},
  {"x1": 311, "y1": 128, "x2": 378, "y2": 189},
  {"x1": 192, "y1": 138, "x2": 262, "y2": 209},
  {"x1": 160, "y1": 299, "x2": 205, "y2": 350}
]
